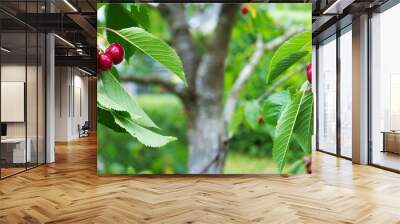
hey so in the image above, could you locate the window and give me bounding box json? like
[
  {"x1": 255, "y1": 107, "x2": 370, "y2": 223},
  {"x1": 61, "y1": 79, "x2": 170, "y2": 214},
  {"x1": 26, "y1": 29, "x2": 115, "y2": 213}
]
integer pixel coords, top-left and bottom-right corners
[
  {"x1": 317, "y1": 35, "x2": 337, "y2": 154},
  {"x1": 339, "y1": 27, "x2": 352, "y2": 158},
  {"x1": 370, "y1": 3, "x2": 400, "y2": 171}
]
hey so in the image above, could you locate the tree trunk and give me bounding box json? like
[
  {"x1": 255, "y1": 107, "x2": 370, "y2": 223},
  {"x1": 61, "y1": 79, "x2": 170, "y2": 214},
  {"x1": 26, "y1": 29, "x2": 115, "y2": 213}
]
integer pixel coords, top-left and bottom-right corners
[
  {"x1": 185, "y1": 5, "x2": 238, "y2": 174},
  {"x1": 159, "y1": 4, "x2": 239, "y2": 174},
  {"x1": 187, "y1": 102, "x2": 225, "y2": 174}
]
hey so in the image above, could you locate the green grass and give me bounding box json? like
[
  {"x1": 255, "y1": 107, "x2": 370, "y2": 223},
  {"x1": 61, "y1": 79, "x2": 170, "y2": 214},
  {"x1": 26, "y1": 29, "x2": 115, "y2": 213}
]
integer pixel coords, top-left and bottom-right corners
[
  {"x1": 137, "y1": 94, "x2": 182, "y2": 109},
  {"x1": 224, "y1": 151, "x2": 277, "y2": 174}
]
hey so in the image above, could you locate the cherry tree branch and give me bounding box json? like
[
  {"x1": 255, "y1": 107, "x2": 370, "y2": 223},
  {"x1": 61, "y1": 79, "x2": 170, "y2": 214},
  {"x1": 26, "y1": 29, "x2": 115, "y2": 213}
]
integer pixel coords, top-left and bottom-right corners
[
  {"x1": 120, "y1": 74, "x2": 186, "y2": 98},
  {"x1": 223, "y1": 26, "x2": 305, "y2": 125},
  {"x1": 189, "y1": 4, "x2": 240, "y2": 173},
  {"x1": 158, "y1": 4, "x2": 199, "y2": 97},
  {"x1": 257, "y1": 64, "x2": 307, "y2": 102},
  {"x1": 195, "y1": 4, "x2": 239, "y2": 106}
]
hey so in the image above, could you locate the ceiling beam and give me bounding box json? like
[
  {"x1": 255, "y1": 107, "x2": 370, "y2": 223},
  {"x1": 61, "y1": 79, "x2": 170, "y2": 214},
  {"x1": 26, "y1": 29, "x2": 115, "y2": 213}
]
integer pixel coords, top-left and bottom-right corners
[
  {"x1": 322, "y1": 0, "x2": 356, "y2": 15},
  {"x1": 67, "y1": 13, "x2": 96, "y2": 46},
  {"x1": 55, "y1": 55, "x2": 96, "y2": 71}
]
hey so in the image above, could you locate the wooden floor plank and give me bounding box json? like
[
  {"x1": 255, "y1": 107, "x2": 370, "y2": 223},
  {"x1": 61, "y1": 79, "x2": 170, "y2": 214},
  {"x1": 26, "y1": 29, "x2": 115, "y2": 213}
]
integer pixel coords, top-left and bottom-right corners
[{"x1": 0, "y1": 135, "x2": 400, "y2": 223}]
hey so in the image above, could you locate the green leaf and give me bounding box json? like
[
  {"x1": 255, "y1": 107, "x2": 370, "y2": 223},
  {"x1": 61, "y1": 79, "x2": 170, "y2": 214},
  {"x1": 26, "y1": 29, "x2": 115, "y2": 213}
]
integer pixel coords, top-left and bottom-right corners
[
  {"x1": 228, "y1": 105, "x2": 244, "y2": 138},
  {"x1": 97, "y1": 3, "x2": 105, "y2": 10},
  {"x1": 266, "y1": 31, "x2": 311, "y2": 83},
  {"x1": 131, "y1": 5, "x2": 149, "y2": 30},
  {"x1": 97, "y1": 71, "x2": 177, "y2": 148},
  {"x1": 98, "y1": 71, "x2": 158, "y2": 129},
  {"x1": 113, "y1": 112, "x2": 177, "y2": 148},
  {"x1": 105, "y1": 4, "x2": 137, "y2": 61},
  {"x1": 244, "y1": 100, "x2": 260, "y2": 130},
  {"x1": 109, "y1": 67, "x2": 120, "y2": 80},
  {"x1": 98, "y1": 90, "x2": 125, "y2": 113},
  {"x1": 288, "y1": 159, "x2": 306, "y2": 174},
  {"x1": 272, "y1": 88, "x2": 311, "y2": 173},
  {"x1": 293, "y1": 83, "x2": 314, "y2": 154},
  {"x1": 263, "y1": 91, "x2": 291, "y2": 126},
  {"x1": 265, "y1": 124, "x2": 276, "y2": 139},
  {"x1": 107, "y1": 27, "x2": 186, "y2": 83},
  {"x1": 97, "y1": 106, "x2": 125, "y2": 133}
]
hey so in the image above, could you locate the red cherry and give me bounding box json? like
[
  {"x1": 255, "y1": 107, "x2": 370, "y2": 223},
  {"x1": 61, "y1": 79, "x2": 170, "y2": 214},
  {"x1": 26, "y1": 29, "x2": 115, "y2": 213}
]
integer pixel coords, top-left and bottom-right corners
[
  {"x1": 241, "y1": 6, "x2": 249, "y2": 15},
  {"x1": 105, "y1": 43, "x2": 125, "y2": 65},
  {"x1": 303, "y1": 156, "x2": 312, "y2": 174},
  {"x1": 307, "y1": 163, "x2": 313, "y2": 174},
  {"x1": 258, "y1": 115, "x2": 264, "y2": 125},
  {"x1": 98, "y1": 53, "x2": 113, "y2": 71},
  {"x1": 307, "y1": 64, "x2": 312, "y2": 83}
]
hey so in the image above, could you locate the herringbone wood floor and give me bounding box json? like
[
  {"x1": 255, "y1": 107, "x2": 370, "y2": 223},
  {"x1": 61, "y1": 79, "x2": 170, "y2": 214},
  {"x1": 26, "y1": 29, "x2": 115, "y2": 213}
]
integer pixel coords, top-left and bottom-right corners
[{"x1": 1, "y1": 135, "x2": 400, "y2": 224}]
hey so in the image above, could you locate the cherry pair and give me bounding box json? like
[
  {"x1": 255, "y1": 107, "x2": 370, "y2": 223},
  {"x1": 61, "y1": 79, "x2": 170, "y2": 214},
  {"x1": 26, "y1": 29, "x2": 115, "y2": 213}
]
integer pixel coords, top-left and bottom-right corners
[{"x1": 98, "y1": 43, "x2": 125, "y2": 71}]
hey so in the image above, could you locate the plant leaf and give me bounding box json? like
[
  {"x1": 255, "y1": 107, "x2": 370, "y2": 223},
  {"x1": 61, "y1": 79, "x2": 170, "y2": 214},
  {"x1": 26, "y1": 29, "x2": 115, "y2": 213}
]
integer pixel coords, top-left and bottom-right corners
[
  {"x1": 97, "y1": 3, "x2": 105, "y2": 10},
  {"x1": 263, "y1": 90, "x2": 291, "y2": 126},
  {"x1": 113, "y1": 112, "x2": 177, "y2": 148},
  {"x1": 97, "y1": 74, "x2": 177, "y2": 147},
  {"x1": 228, "y1": 105, "x2": 244, "y2": 138},
  {"x1": 98, "y1": 71, "x2": 158, "y2": 129},
  {"x1": 107, "y1": 27, "x2": 186, "y2": 83},
  {"x1": 97, "y1": 106, "x2": 125, "y2": 133},
  {"x1": 109, "y1": 67, "x2": 120, "y2": 80},
  {"x1": 293, "y1": 83, "x2": 314, "y2": 154},
  {"x1": 272, "y1": 89, "x2": 311, "y2": 173},
  {"x1": 105, "y1": 4, "x2": 137, "y2": 61},
  {"x1": 131, "y1": 5, "x2": 149, "y2": 30},
  {"x1": 266, "y1": 31, "x2": 311, "y2": 83},
  {"x1": 288, "y1": 159, "x2": 306, "y2": 174},
  {"x1": 244, "y1": 100, "x2": 260, "y2": 130}
]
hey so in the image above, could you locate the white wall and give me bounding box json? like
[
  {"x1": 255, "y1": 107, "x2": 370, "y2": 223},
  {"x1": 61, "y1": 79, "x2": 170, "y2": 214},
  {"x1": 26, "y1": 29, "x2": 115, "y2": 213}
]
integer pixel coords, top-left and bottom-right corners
[
  {"x1": 1, "y1": 63, "x2": 46, "y2": 164},
  {"x1": 55, "y1": 67, "x2": 69, "y2": 141},
  {"x1": 1, "y1": 65, "x2": 26, "y2": 137},
  {"x1": 1, "y1": 65, "x2": 35, "y2": 137},
  {"x1": 72, "y1": 73, "x2": 89, "y2": 138},
  {"x1": 1, "y1": 65, "x2": 26, "y2": 141},
  {"x1": 54, "y1": 67, "x2": 89, "y2": 141}
]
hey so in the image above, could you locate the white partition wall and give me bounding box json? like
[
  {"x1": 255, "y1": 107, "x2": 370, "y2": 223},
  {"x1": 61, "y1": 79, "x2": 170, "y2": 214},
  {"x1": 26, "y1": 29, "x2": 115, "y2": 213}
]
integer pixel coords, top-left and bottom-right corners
[{"x1": 0, "y1": 1, "x2": 47, "y2": 179}]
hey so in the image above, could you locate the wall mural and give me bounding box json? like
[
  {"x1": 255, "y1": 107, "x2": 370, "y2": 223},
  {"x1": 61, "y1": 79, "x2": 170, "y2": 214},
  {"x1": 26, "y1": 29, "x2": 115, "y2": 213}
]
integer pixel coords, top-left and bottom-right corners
[{"x1": 97, "y1": 3, "x2": 313, "y2": 174}]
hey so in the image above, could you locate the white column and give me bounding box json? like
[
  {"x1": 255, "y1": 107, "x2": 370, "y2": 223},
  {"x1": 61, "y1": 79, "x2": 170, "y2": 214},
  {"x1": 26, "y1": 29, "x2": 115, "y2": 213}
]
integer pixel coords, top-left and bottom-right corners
[
  {"x1": 352, "y1": 14, "x2": 369, "y2": 164},
  {"x1": 46, "y1": 33, "x2": 55, "y2": 163},
  {"x1": 45, "y1": 0, "x2": 56, "y2": 163}
]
